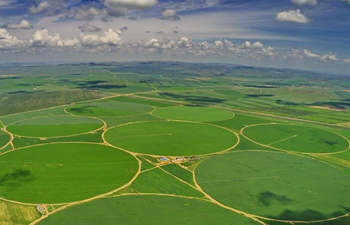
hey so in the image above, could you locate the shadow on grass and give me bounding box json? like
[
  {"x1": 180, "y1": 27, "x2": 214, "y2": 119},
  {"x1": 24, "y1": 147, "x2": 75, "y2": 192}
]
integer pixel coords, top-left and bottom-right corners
[
  {"x1": 158, "y1": 92, "x2": 225, "y2": 105},
  {"x1": 276, "y1": 100, "x2": 302, "y2": 106},
  {"x1": 7, "y1": 90, "x2": 44, "y2": 95},
  {"x1": 59, "y1": 79, "x2": 127, "y2": 90},
  {"x1": 246, "y1": 94, "x2": 274, "y2": 98},
  {"x1": 0, "y1": 77, "x2": 21, "y2": 80},
  {"x1": 0, "y1": 169, "x2": 35, "y2": 191},
  {"x1": 258, "y1": 191, "x2": 292, "y2": 207},
  {"x1": 68, "y1": 105, "x2": 96, "y2": 114}
]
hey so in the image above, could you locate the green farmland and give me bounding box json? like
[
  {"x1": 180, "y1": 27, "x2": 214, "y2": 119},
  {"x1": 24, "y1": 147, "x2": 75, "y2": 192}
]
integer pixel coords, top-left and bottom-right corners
[
  {"x1": 242, "y1": 124, "x2": 349, "y2": 153},
  {"x1": 104, "y1": 121, "x2": 238, "y2": 156},
  {"x1": 6, "y1": 115, "x2": 104, "y2": 138},
  {"x1": 0, "y1": 143, "x2": 138, "y2": 203},
  {"x1": 0, "y1": 62, "x2": 349, "y2": 225}
]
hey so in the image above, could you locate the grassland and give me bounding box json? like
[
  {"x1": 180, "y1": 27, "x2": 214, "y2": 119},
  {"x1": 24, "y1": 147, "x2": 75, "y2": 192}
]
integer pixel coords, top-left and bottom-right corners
[
  {"x1": 151, "y1": 106, "x2": 234, "y2": 122},
  {"x1": 0, "y1": 62, "x2": 349, "y2": 225},
  {"x1": 0, "y1": 130, "x2": 11, "y2": 149},
  {"x1": 0, "y1": 91, "x2": 107, "y2": 117},
  {"x1": 131, "y1": 167, "x2": 203, "y2": 197},
  {"x1": 161, "y1": 164, "x2": 195, "y2": 186},
  {"x1": 0, "y1": 200, "x2": 40, "y2": 225}
]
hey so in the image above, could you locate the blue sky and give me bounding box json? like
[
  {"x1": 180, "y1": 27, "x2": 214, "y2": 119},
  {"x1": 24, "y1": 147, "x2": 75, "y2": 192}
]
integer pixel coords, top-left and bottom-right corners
[{"x1": 0, "y1": 0, "x2": 349, "y2": 74}]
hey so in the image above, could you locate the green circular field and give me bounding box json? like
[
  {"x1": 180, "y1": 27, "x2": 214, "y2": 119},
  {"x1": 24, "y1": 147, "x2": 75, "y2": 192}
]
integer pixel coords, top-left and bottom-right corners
[
  {"x1": 0, "y1": 130, "x2": 11, "y2": 149},
  {"x1": 38, "y1": 195, "x2": 260, "y2": 225},
  {"x1": 242, "y1": 124, "x2": 349, "y2": 153},
  {"x1": 0, "y1": 143, "x2": 138, "y2": 203},
  {"x1": 6, "y1": 115, "x2": 104, "y2": 137},
  {"x1": 67, "y1": 101, "x2": 154, "y2": 117},
  {"x1": 152, "y1": 106, "x2": 233, "y2": 122},
  {"x1": 195, "y1": 151, "x2": 350, "y2": 221},
  {"x1": 104, "y1": 121, "x2": 237, "y2": 156}
]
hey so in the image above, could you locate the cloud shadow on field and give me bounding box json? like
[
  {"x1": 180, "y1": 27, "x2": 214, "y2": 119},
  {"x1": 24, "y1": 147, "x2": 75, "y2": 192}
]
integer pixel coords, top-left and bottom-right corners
[
  {"x1": 7, "y1": 90, "x2": 44, "y2": 94},
  {"x1": 273, "y1": 209, "x2": 326, "y2": 221},
  {"x1": 77, "y1": 80, "x2": 126, "y2": 90},
  {"x1": 321, "y1": 139, "x2": 339, "y2": 146},
  {"x1": 68, "y1": 105, "x2": 96, "y2": 114},
  {"x1": 59, "y1": 79, "x2": 127, "y2": 90},
  {"x1": 158, "y1": 92, "x2": 225, "y2": 105},
  {"x1": 276, "y1": 100, "x2": 302, "y2": 106},
  {"x1": 0, "y1": 169, "x2": 35, "y2": 191},
  {"x1": 265, "y1": 202, "x2": 350, "y2": 221},
  {"x1": 0, "y1": 77, "x2": 21, "y2": 80},
  {"x1": 246, "y1": 94, "x2": 275, "y2": 98},
  {"x1": 258, "y1": 191, "x2": 292, "y2": 207}
]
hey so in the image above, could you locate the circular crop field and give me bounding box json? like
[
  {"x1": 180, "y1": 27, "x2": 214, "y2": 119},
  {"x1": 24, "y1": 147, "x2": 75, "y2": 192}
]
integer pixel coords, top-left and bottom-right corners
[
  {"x1": 0, "y1": 143, "x2": 138, "y2": 203},
  {"x1": 0, "y1": 130, "x2": 11, "y2": 149},
  {"x1": 38, "y1": 195, "x2": 260, "y2": 225},
  {"x1": 151, "y1": 106, "x2": 233, "y2": 122},
  {"x1": 195, "y1": 151, "x2": 350, "y2": 221},
  {"x1": 104, "y1": 121, "x2": 238, "y2": 156},
  {"x1": 67, "y1": 101, "x2": 154, "y2": 117},
  {"x1": 242, "y1": 124, "x2": 349, "y2": 153},
  {"x1": 6, "y1": 115, "x2": 104, "y2": 137}
]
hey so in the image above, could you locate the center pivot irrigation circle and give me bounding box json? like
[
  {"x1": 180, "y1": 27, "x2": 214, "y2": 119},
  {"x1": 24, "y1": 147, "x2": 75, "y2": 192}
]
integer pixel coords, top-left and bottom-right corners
[
  {"x1": 6, "y1": 115, "x2": 104, "y2": 138},
  {"x1": 0, "y1": 143, "x2": 138, "y2": 204},
  {"x1": 37, "y1": 195, "x2": 261, "y2": 225},
  {"x1": 242, "y1": 124, "x2": 349, "y2": 153},
  {"x1": 195, "y1": 151, "x2": 350, "y2": 221},
  {"x1": 104, "y1": 121, "x2": 238, "y2": 156},
  {"x1": 67, "y1": 101, "x2": 154, "y2": 117}
]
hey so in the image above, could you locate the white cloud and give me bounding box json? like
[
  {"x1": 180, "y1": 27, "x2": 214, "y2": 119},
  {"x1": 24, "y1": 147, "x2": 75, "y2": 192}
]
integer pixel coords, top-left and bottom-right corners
[
  {"x1": 286, "y1": 49, "x2": 339, "y2": 63},
  {"x1": 80, "y1": 29, "x2": 122, "y2": 46},
  {"x1": 5, "y1": 20, "x2": 33, "y2": 29},
  {"x1": 303, "y1": 49, "x2": 319, "y2": 58},
  {"x1": 161, "y1": 9, "x2": 181, "y2": 21},
  {"x1": 30, "y1": 29, "x2": 60, "y2": 47},
  {"x1": 142, "y1": 37, "x2": 275, "y2": 60},
  {"x1": 275, "y1": 9, "x2": 309, "y2": 24},
  {"x1": 320, "y1": 53, "x2": 338, "y2": 62},
  {"x1": 303, "y1": 50, "x2": 338, "y2": 62},
  {"x1": 214, "y1": 40, "x2": 223, "y2": 48},
  {"x1": 252, "y1": 41, "x2": 263, "y2": 49},
  {"x1": 29, "y1": 1, "x2": 50, "y2": 14},
  {"x1": 291, "y1": 0, "x2": 317, "y2": 6},
  {"x1": 242, "y1": 41, "x2": 251, "y2": 48},
  {"x1": 30, "y1": 29, "x2": 78, "y2": 47},
  {"x1": 103, "y1": 0, "x2": 158, "y2": 9},
  {"x1": 0, "y1": 25, "x2": 346, "y2": 69},
  {"x1": 78, "y1": 23, "x2": 102, "y2": 32},
  {"x1": 0, "y1": 29, "x2": 25, "y2": 49}
]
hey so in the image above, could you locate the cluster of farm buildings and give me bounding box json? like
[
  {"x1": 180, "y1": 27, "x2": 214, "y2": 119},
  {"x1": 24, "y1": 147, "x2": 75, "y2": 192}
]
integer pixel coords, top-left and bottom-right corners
[{"x1": 158, "y1": 156, "x2": 198, "y2": 164}]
